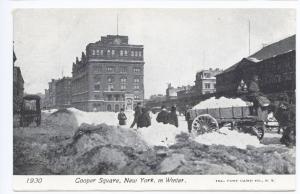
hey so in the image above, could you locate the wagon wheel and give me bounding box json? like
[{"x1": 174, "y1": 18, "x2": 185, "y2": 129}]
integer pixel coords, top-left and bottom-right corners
[{"x1": 191, "y1": 114, "x2": 219, "y2": 136}]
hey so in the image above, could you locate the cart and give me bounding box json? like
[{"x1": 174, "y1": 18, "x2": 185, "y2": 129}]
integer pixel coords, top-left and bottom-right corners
[{"x1": 187, "y1": 105, "x2": 268, "y2": 140}]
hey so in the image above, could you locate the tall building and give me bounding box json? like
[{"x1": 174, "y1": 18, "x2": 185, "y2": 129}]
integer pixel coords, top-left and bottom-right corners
[
  {"x1": 71, "y1": 35, "x2": 145, "y2": 112},
  {"x1": 48, "y1": 79, "x2": 58, "y2": 108},
  {"x1": 194, "y1": 68, "x2": 223, "y2": 94},
  {"x1": 55, "y1": 77, "x2": 72, "y2": 108}
]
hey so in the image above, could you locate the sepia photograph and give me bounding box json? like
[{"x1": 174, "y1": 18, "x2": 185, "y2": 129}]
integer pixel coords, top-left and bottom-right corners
[{"x1": 13, "y1": 8, "x2": 296, "y2": 178}]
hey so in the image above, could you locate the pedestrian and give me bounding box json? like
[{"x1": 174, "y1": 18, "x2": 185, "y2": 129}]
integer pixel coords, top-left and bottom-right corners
[
  {"x1": 137, "y1": 107, "x2": 151, "y2": 128},
  {"x1": 156, "y1": 105, "x2": 169, "y2": 124},
  {"x1": 168, "y1": 106, "x2": 178, "y2": 127},
  {"x1": 130, "y1": 102, "x2": 142, "y2": 128},
  {"x1": 185, "y1": 106, "x2": 192, "y2": 133},
  {"x1": 275, "y1": 102, "x2": 296, "y2": 147},
  {"x1": 117, "y1": 108, "x2": 127, "y2": 126}
]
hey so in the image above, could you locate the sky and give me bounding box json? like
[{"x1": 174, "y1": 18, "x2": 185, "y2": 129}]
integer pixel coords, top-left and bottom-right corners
[{"x1": 13, "y1": 9, "x2": 296, "y2": 98}]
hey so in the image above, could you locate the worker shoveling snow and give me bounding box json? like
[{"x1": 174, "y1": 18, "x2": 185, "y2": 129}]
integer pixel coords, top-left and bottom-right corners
[
  {"x1": 193, "y1": 127, "x2": 263, "y2": 149},
  {"x1": 193, "y1": 96, "x2": 251, "y2": 109}
]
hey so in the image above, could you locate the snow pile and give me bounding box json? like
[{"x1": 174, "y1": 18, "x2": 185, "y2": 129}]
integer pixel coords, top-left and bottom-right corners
[
  {"x1": 137, "y1": 123, "x2": 186, "y2": 147},
  {"x1": 194, "y1": 127, "x2": 263, "y2": 149},
  {"x1": 67, "y1": 108, "x2": 134, "y2": 127},
  {"x1": 193, "y1": 97, "x2": 251, "y2": 109}
]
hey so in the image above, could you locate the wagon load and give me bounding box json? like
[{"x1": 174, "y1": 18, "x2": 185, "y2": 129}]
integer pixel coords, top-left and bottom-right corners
[{"x1": 188, "y1": 96, "x2": 267, "y2": 140}]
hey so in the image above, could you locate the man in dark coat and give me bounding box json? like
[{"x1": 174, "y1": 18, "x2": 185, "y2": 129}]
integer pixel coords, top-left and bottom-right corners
[
  {"x1": 130, "y1": 102, "x2": 142, "y2": 128},
  {"x1": 117, "y1": 108, "x2": 127, "y2": 126},
  {"x1": 185, "y1": 106, "x2": 192, "y2": 133},
  {"x1": 156, "y1": 105, "x2": 169, "y2": 124},
  {"x1": 168, "y1": 106, "x2": 178, "y2": 127},
  {"x1": 137, "y1": 108, "x2": 151, "y2": 128},
  {"x1": 275, "y1": 102, "x2": 296, "y2": 147}
]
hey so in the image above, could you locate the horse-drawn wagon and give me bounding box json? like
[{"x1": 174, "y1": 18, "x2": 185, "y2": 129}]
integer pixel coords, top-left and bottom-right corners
[{"x1": 187, "y1": 99, "x2": 269, "y2": 140}]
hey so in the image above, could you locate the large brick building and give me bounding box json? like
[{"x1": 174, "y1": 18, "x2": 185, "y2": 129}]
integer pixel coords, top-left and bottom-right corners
[
  {"x1": 55, "y1": 77, "x2": 72, "y2": 108},
  {"x1": 71, "y1": 35, "x2": 145, "y2": 112},
  {"x1": 216, "y1": 35, "x2": 295, "y2": 103}
]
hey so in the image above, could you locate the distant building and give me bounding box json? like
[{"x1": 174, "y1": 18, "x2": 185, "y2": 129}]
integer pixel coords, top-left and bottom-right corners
[
  {"x1": 13, "y1": 50, "x2": 24, "y2": 113},
  {"x1": 194, "y1": 68, "x2": 223, "y2": 94},
  {"x1": 48, "y1": 79, "x2": 58, "y2": 108},
  {"x1": 43, "y1": 89, "x2": 50, "y2": 109},
  {"x1": 216, "y1": 35, "x2": 295, "y2": 103},
  {"x1": 55, "y1": 77, "x2": 72, "y2": 108},
  {"x1": 71, "y1": 35, "x2": 145, "y2": 112},
  {"x1": 166, "y1": 84, "x2": 192, "y2": 100},
  {"x1": 149, "y1": 94, "x2": 166, "y2": 102}
]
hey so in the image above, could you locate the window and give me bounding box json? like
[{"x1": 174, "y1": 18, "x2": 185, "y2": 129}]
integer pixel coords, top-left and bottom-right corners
[
  {"x1": 133, "y1": 68, "x2": 141, "y2": 73},
  {"x1": 124, "y1": 50, "x2": 128, "y2": 56},
  {"x1": 108, "y1": 84, "x2": 114, "y2": 91},
  {"x1": 107, "y1": 67, "x2": 114, "y2": 72},
  {"x1": 134, "y1": 78, "x2": 140, "y2": 83},
  {"x1": 112, "y1": 50, "x2": 115, "y2": 56},
  {"x1": 107, "y1": 104, "x2": 112, "y2": 111},
  {"x1": 139, "y1": 51, "x2": 142, "y2": 57},
  {"x1": 131, "y1": 51, "x2": 134, "y2": 56},
  {"x1": 92, "y1": 49, "x2": 96, "y2": 55},
  {"x1": 135, "y1": 51, "x2": 138, "y2": 57},
  {"x1": 94, "y1": 94, "x2": 101, "y2": 99},
  {"x1": 121, "y1": 84, "x2": 126, "y2": 90},
  {"x1": 100, "y1": 50, "x2": 104, "y2": 55},
  {"x1": 205, "y1": 83, "x2": 210, "y2": 89},
  {"x1": 120, "y1": 50, "x2": 123, "y2": 56},
  {"x1": 107, "y1": 77, "x2": 113, "y2": 83},
  {"x1": 93, "y1": 66, "x2": 102, "y2": 72},
  {"x1": 120, "y1": 67, "x2": 127, "y2": 73},
  {"x1": 96, "y1": 50, "x2": 100, "y2": 55},
  {"x1": 134, "y1": 85, "x2": 140, "y2": 89},
  {"x1": 134, "y1": 95, "x2": 140, "y2": 100},
  {"x1": 107, "y1": 50, "x2": 111, "y2": 56},
  {"x1": 121, "y1": 77, "x2": 127, "y2": 83},
  {"x1": 94, "y1": 82, "x2": 101, "y2": 90}
]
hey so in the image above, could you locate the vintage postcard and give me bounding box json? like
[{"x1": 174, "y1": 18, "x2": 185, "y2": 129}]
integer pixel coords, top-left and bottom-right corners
[{"x1": 13, "y1": 8, "x2": 296, "y2": 191}]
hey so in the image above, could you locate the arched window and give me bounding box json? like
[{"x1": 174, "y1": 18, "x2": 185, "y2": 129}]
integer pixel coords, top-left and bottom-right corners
[{"x1": 107, "y1": 104, "x2": 112, "y2": 111}]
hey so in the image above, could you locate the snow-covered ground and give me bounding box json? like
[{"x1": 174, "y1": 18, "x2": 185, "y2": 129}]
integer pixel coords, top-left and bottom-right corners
[{"x1": 66, "y1": 108, "x2": 264, "y2": 149}]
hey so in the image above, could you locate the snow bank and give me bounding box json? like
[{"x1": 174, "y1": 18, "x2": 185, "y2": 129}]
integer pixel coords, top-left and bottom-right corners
[
  {"x1": 194, "y1": 127, "x2": 263, "y2": 149},
  {"x1": 137, "y1": 123, "x2": 186, "y2": 147},
  {"x1": 193, "y1": 97, "x2": 251, "y2": 109},
  {"x1": 67, "y1": 108, "x2": 134, "y2": 127}
]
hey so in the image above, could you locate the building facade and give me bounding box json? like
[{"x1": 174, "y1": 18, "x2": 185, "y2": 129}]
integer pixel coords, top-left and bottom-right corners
[
  {"x1": 55, "y1": 77, "x2": 72, "y2": 108},
  {"x1": 166, "y1": 84, "x2": 192, "y2": 100},
  {"x1": 71, "y1": 35, "x2": 145, "y2": 112},
  {"x1": 194, "y1": 68, "x2": 223, "y2": 94},
  {"x1": 216, "y1": 35, "x2": 295, "y2": 103},
  {"x1": 48, "y1": 79, "x2": 58, "y2": 108}
]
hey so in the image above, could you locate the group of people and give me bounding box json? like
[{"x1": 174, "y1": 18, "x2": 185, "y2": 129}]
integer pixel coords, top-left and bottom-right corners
[
  {"x1": 155, "y1": 105, "x2": 178, "y2": 127},
  {"x1": 117, "y1": 103, "x2": 179, "y2": 129},
  {"x1": 117, "y1": 102, "x2": 151, "y2": 128}
]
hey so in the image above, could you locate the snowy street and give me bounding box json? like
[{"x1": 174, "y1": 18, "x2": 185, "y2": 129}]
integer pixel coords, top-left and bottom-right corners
[{"x1": 13, "y1": 108, "x2": 295, "y2": 175}]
